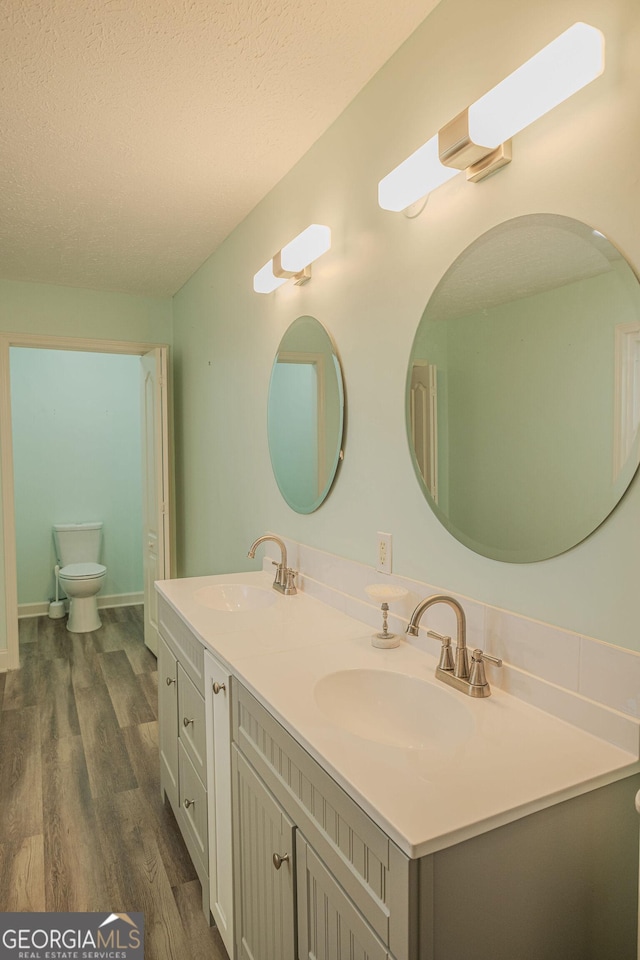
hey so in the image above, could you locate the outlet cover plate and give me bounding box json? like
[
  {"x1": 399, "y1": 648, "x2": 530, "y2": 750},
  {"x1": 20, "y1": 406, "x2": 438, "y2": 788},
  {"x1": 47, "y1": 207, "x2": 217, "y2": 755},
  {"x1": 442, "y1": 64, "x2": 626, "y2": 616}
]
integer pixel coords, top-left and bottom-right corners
[{"x1": 376, "y1": 532, "x2": 392, "y2": 574}]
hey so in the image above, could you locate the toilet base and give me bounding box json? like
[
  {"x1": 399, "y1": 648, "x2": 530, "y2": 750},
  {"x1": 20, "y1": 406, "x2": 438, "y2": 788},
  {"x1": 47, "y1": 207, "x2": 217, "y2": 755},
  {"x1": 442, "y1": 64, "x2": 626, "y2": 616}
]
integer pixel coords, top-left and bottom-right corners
[{"x1": 67, "y1": 596, "x2": 102, "y2": 633}]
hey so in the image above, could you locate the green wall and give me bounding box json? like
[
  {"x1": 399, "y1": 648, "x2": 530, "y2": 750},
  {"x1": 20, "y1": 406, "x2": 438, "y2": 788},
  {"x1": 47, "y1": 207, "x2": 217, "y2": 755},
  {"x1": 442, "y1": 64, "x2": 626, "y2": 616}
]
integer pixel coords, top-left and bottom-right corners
[
  {"x1": 10, "y1": 349, "x2": 143, "y2": 605},
  {"x1": 440, "y1": 268, "x2": 627, "y2": 557},
  {"x1": 0, "y1": 278, "x2": 172, "y2": 343},
  {"x1": 171, "y1": 0, "x2": 640, "y2": 651},
  {"x1": 0, "y1": 279, "x2": 171, "y2": 653}
]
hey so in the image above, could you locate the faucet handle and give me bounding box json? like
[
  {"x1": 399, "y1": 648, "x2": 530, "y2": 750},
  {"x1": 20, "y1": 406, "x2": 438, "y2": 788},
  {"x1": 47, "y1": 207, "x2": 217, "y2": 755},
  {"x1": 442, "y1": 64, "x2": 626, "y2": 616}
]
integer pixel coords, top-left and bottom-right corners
[
  {"x1": 284, "y1": 568, "x2": 297, "y2": 593},
  {"x1": 472, "y1": 648, "x2": 502, "y2": 667},
  {"x1": 469, "y1": 648, "x2": 502, "y2": 688},
  {"x1": 428, "y1": 631, "x2": 454, "y2": 671}
]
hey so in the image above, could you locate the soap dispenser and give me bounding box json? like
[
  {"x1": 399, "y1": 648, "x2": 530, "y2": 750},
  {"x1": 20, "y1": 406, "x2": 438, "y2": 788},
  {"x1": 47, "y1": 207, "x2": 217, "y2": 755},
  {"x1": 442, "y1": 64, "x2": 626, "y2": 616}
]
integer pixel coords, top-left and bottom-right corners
[{"x1": 364, "y1": 584, "x2": 409, "y2": 648}]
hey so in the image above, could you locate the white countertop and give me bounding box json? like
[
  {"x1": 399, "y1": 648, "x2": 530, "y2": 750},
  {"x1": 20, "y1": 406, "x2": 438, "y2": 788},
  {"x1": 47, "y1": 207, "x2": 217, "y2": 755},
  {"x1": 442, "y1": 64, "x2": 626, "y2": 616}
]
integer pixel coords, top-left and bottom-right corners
[{"x1": 156, "y1": 571, "x2": 640, "y2": 859}]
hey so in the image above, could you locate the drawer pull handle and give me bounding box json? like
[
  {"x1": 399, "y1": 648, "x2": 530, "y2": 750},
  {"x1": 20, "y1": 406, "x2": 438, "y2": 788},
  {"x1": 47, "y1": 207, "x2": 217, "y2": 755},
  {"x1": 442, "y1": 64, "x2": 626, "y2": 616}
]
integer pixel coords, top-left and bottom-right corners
[
  {"x1": 166, "y1": 677, "x2": 176, "y2": 686},
  {"x1": 184, "y1": 798, "x2": 195, "y2": 809},
  {"x1": 272, "y1": 852, "x2": 289, "y2": 870},
  {"x1": 183, "y1": 717, "x2": 194, "y2": 727},
  {"x1": 212, "y1": 681, "x2": 226, "y2": 695}
]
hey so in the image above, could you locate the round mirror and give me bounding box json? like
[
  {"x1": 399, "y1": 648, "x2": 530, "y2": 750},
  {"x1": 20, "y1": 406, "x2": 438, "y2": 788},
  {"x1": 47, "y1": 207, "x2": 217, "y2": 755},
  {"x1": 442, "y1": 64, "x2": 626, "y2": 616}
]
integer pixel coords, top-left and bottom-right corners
[
  {"x1": 268, "y1": 316, "x2": 344, "y2": 513},
  {"x1": 406, "y1": 214, "x2": 640, "y2": 562}
]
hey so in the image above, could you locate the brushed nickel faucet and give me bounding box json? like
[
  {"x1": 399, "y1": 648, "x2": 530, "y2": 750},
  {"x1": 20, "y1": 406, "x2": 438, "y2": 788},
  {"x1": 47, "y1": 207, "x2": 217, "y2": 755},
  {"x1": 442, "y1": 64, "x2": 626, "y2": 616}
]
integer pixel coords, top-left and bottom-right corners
[
  {"x1": 406, "y1": 594, "x2": 501, "y2": 697},
  {"x1": 247, "y1": 535, "x2": 297, "y2": 595}
]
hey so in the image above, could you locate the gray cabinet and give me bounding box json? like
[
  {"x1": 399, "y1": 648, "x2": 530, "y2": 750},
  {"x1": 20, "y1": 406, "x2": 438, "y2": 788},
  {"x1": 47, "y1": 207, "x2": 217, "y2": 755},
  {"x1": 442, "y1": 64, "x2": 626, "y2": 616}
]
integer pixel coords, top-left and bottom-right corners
[
  {"x1": 231, "y1": 680, "x2": 411, "y2": 960},
  {"x1": 158, "y1": 596, "x2": 210, "y2": 920},
  {"x1": 233, "y1": 745, "x2": 296, "y2": 960},
  {"x1": 230, "y1": 677, "x2": 640, "y2": 960},
  {"x1": 296, "y1": 831, "x2": 392, "y2": 960}
]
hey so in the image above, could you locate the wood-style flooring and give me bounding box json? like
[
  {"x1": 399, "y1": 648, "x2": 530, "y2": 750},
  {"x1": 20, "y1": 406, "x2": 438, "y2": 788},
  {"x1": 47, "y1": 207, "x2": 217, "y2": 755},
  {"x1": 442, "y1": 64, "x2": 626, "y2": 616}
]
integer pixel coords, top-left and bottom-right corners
[{"x1": 0, "y1": 606, "x2": 228, "y2": 960}]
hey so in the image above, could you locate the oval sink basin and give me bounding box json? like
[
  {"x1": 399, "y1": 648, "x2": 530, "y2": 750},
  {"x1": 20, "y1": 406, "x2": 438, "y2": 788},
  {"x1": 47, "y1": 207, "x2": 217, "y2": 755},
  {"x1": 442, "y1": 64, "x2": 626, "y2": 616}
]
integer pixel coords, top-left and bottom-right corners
[
  {"x1": 193, "y1": 583, "x2": 277, "y2": 612},
  {"x1": 314, "y1": 669, "x2": 475, "y2": 750}
]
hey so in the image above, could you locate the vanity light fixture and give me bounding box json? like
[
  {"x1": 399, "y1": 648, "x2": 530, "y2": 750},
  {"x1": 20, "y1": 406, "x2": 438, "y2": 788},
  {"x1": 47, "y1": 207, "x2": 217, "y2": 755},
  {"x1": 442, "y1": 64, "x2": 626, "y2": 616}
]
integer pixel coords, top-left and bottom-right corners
[
  {"x1": 378, "y1": 135, "x2": 459, "y2": 213},
  {"x1": 253, "y1": 224, "x2": 331, "y2": 294},
  {"x1": 378, "y1": 22, "x2": 604, "y2": 212}
]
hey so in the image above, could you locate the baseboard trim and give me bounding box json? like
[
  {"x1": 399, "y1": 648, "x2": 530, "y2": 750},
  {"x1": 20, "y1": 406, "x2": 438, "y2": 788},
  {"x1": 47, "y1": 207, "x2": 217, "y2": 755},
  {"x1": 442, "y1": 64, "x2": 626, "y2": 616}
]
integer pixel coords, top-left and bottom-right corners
[
  {"x1": 18, "y1": 592, "x2": 144, "y2": 619},
  {"x1": 99, "y1": 592, "x2": 144, "y2": 610}
]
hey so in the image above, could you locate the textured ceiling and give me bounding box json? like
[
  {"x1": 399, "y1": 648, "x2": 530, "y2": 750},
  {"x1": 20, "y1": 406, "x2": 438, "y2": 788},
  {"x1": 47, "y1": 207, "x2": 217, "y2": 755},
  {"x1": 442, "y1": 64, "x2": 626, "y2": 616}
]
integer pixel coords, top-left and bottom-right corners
[
  {"x1": 426, "y1": 216, "x2": 622, "y2": 324},
  {"x1": 0, "y1": 0, "x2": 440, "y2": 297}
]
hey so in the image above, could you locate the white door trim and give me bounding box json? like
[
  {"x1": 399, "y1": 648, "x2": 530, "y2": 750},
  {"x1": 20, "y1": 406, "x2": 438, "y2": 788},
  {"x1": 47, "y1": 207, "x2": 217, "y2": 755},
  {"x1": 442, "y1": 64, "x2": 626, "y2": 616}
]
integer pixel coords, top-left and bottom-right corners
[
  {"x1": 0, "y1": 332, "x2": 172, "y2": 670},
  {"x1": 141, "y1": 347, "x2": 170, "y2": 655}
]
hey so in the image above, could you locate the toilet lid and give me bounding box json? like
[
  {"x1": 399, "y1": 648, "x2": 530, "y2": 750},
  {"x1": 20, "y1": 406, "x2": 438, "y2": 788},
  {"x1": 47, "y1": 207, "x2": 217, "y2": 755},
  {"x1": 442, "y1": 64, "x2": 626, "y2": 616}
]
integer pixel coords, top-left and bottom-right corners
[{"x1": 59, "y1": 562, "x2": 106, "y2": 579}]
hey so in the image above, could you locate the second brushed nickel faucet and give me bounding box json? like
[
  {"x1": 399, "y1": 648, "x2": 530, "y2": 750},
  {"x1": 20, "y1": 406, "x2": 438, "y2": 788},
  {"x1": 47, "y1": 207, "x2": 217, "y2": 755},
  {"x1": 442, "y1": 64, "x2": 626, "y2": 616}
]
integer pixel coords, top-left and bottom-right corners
[
  {"x1": 247, "y1": 535, "x2": 297, "y2": 595},
  {"x1": 407, "y1": 594, "x2": 501, "y2": 697}
]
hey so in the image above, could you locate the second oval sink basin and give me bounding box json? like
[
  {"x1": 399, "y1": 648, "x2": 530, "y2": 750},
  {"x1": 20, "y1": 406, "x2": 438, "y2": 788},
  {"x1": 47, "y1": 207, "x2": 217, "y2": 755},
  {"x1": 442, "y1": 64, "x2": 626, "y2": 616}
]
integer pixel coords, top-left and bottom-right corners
[
  {"x1": 314, "y1": 668, "x2": 475, "y2": 750},
  {"x1": 194, "y1": 583, "x2": 277, "y2": 612}
]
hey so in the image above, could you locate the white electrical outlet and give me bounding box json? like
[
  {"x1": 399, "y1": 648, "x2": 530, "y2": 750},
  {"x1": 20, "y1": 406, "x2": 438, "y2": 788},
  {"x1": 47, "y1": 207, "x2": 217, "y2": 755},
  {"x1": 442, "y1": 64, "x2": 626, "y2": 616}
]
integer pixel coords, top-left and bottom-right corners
[{"x1": 376, "y1": 532, "x2": 392, "y2": 574}]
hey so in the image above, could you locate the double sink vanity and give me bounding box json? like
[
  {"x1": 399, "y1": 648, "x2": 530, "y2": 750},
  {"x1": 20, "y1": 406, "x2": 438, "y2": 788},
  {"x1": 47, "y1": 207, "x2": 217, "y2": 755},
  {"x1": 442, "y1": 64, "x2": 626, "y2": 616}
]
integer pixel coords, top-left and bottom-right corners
[{"x1": 156, "y1": 563, "x2": 640, "y2": 960}]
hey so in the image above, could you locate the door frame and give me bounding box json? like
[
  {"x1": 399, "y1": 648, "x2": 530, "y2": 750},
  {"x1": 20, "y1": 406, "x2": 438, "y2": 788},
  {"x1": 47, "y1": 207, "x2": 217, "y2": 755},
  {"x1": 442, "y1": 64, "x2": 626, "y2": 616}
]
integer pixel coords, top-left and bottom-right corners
[{"x1": 0, "y1": 332, "x2": 173, "y2": 670}]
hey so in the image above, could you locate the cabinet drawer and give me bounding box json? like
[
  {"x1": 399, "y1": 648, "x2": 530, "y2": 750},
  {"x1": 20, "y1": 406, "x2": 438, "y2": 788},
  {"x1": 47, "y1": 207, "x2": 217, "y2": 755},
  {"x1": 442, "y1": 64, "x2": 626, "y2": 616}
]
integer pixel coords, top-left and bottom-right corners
[
  {"x1": 232, "y1": 681, "x2": 412, "y2": 951},
  {"x1": 178, "y1": 740, "x2": 208, "y2": 884},
  {"x1": 297, "y1": 832, "x2": 389, "y2": 960},
  {"x1": 178, "y1": 663, "x2": 206, "y2": 783},
  {"x1": 158, "y1": 594, "x2": 205, "y2": 694}
]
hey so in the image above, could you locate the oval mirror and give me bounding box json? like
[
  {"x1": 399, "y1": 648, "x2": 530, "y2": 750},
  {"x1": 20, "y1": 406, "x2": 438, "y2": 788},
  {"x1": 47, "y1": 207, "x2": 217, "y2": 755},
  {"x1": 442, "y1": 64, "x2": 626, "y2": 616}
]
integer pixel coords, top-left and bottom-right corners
[
  {"x1": 268, "y1": 315, "x2": 344, "y2": 513},
  {"x1": 406, "y1": 214, "x2": 640, "y2": 562}
]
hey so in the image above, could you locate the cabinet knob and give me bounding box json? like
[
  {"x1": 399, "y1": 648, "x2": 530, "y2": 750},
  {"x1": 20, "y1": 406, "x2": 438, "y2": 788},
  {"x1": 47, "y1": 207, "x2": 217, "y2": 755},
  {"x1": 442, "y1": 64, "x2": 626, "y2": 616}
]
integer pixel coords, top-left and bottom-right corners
[
  {"x1": 184, "y1": 798, "x2": 195, "y2": 809},
  {"x1": 212, "y1": 681, "x2": 226, "y2": 695},
  {"x1": 183, "y1": 717, "x2": 194, "y2": 727},
  {"x1": 166, "y1": 676, "x2": 176, "y2": 686},
  {"x1": 272, "y1": 852, "x2": 289, "y2": 870}
]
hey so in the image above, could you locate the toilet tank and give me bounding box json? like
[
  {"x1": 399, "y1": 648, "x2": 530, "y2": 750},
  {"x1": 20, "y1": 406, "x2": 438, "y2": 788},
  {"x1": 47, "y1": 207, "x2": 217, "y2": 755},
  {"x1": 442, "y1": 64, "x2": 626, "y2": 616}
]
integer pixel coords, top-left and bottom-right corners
[{"x1": 53, "y1": 522, "x2": 103, "y2": 566}]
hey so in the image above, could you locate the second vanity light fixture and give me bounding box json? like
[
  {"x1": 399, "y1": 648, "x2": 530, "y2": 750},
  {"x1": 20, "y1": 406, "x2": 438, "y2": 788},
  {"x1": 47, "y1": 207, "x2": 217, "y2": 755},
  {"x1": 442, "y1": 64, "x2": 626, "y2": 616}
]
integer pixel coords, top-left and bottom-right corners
[
  {"x1": 253, "y1": 224, "x2": 331, "y2": 294},
  {"x1": 378, "y1": 22, "x2": 605, "y2": 213}
]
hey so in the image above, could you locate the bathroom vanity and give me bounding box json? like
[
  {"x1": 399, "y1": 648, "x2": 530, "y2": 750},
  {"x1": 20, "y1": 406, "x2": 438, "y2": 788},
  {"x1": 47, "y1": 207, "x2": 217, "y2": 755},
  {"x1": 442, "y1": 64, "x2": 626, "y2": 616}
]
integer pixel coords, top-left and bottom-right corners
[{"x1": 156, "y1": 571, "x2": 640, "y2": 960}]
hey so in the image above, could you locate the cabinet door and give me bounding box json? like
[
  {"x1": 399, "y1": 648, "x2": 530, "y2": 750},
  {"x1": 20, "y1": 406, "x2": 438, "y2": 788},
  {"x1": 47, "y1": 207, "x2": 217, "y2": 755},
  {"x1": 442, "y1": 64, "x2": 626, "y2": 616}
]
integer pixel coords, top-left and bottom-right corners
[
  {"x1": 158, "y1": 635, "x2": 179, "y2": 809},
  {"x1": 297, "y1": 832, "x2": 389, "y2": 960},
  {"x1": 205, "y1": 652, "x2": 234, "y2": 959},
  {"x1": 233, "y1": 746, "x2": 296, "y2": 960}
]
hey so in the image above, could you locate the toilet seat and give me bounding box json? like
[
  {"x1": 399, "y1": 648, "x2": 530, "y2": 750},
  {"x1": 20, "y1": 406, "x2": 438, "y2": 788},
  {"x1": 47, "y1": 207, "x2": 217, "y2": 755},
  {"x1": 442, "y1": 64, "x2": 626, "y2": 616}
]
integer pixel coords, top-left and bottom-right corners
[{"x1": 59, "y1": 562, "x2": 106, "y2": 580}]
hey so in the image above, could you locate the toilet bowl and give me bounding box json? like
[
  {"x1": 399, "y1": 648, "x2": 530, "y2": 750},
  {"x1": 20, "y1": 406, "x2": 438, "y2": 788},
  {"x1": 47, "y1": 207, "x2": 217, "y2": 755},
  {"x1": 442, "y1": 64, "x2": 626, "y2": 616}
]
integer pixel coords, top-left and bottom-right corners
[
  {"x1": 53, "y1": 522, "x2": 107, "y2": 633},
  {"x1": 58, "y1": 562, "x2": 107, "y2": 632}
]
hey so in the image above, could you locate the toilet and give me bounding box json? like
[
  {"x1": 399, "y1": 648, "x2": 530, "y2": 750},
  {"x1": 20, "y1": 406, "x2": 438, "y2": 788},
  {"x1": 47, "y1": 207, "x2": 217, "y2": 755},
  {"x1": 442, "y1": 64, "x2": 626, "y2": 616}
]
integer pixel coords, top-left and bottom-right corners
[{"x1": 53, "y1": 522, "x2": 107, "y2": 633}]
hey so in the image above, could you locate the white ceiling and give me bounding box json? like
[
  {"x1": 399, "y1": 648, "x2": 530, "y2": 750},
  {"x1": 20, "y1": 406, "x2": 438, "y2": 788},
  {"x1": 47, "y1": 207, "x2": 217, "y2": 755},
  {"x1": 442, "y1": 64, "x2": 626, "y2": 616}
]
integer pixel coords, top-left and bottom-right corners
[{"x1": 0, "y1": 0, "x2": 440, "y2": 298}]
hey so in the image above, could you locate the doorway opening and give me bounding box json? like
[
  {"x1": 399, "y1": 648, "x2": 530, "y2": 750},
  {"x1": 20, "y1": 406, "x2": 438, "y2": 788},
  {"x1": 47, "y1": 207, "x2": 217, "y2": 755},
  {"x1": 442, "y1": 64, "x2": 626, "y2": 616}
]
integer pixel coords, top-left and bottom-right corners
[{"x1": 0, "y1": 334, "x2": 171, "y2": 670}]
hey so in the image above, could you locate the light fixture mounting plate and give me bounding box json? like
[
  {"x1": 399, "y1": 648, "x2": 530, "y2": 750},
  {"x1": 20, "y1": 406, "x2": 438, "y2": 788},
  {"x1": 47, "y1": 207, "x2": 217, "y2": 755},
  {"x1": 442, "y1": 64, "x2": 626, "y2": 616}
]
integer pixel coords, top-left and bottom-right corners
[
  {"x1": 439, "y1": 108, "x2": 512, "y2": 182},
  {"x1": 467, "y1": 140, "x2": 512, "y2": 182},
  {"x1": 273, "y1": 252, "x2": 311, "y2": 285}
]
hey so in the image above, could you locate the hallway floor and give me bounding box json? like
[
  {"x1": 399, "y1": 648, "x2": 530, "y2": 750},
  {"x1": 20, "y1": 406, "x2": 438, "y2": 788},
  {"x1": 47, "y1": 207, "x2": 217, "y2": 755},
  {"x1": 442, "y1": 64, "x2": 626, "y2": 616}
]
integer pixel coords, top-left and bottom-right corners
[{"x1": 0, "y1": 607, "x2": 228, "y2": 960}]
